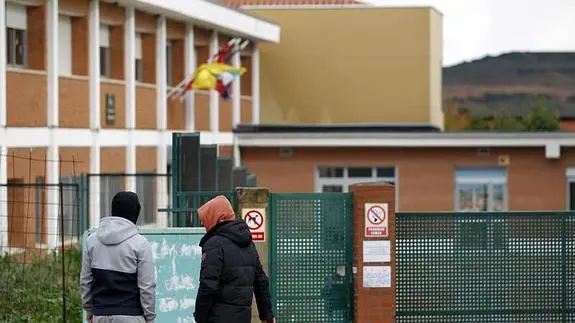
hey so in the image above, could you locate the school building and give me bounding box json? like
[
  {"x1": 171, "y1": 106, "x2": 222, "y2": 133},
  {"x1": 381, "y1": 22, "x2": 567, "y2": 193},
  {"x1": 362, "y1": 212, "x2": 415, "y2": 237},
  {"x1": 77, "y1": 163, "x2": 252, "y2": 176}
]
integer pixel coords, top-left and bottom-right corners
[
  {"x1": 224, "y1": 4, "x2": 575, "y2": 214},
  {"x1": 0, "y1": 0, "x2": 279, "y2": 251},
  {"x1": 3, "y1": 0, "x2": 575, "y2": 253}
]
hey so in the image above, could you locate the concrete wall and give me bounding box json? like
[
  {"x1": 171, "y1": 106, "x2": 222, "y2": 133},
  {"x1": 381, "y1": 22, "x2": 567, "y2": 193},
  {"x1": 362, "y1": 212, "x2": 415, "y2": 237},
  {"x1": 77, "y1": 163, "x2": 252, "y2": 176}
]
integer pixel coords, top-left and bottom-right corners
[{"x1": 248, "y1": 7, "x2": 444, "y2": 128}]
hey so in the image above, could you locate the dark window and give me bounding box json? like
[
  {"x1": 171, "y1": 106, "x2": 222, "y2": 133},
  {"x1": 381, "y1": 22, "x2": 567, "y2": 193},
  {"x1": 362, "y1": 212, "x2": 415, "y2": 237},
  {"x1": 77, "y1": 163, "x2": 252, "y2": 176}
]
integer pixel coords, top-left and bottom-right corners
[
  {"x1": 376, "y1": 167, "x2": 395, "y2": 178},
  {"x1": 569, "y1": 182, "x2": 575, "y2": 210},
  {"x1": 100, "y1": 46, "x2": 110, "y2": 77},
  {"x1": 166, "y1": 41, "x2": 172, "y2": 86},
  {"x1": 322, "y1": 185, "x2": 343, "y2": 193},
  {"x1": 6, "y1": 27, "x2": 26, "y2": 66},
  {"x1": 348, "y1": 167, "x2": 372, "y2": 178},
  {"x1": 318, "y1": 167, "x2": 344, "y2": 178},
  {"x1": 135, "y1": 58, "x2": 143, "y2": 82}
]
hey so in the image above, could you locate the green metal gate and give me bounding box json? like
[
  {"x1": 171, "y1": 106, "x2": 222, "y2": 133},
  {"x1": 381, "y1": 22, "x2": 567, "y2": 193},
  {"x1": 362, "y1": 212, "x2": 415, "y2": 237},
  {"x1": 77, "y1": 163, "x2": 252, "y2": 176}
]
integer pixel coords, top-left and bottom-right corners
[
  {"x1": 396, "y1": 212, "x2": 575, "y2": 322},
  {"x1": 270, "y1": 193, "x2": 354, "y2": 322}
]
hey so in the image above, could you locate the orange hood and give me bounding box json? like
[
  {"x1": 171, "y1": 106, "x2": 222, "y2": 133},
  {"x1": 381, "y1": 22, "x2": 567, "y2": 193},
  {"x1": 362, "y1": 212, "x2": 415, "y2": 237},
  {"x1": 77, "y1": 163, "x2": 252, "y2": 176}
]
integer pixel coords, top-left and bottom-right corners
[{"x1": 198, "y1": 195, "x2": 236, "y2": 232}]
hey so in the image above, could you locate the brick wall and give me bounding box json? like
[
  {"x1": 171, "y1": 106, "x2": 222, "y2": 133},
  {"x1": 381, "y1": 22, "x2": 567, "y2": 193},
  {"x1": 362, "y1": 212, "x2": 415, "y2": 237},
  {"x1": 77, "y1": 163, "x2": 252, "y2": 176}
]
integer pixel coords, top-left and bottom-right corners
[
  {"x1": 71, "y1": 16, "x2": 89, "y2": 76},
  {"x1": 351, "y1": 183, "x2": 396, "y2": 323},
  {"x1": 109, "y1": 25, "x2": 125, "y2": 80},
  {"x1": 27, "y1": 5, "x2": 46, "y2": 70}
]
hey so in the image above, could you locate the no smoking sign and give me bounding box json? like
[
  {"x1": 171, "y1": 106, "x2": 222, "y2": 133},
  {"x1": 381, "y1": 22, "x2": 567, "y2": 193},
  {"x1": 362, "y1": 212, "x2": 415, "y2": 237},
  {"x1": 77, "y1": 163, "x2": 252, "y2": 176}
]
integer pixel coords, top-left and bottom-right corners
[
  {"x1": 242, "y1": 208, "x2": 266, "y2": 242},
  {"x1": 364, "y1": 203, "x2": 389, "y2": 237}
]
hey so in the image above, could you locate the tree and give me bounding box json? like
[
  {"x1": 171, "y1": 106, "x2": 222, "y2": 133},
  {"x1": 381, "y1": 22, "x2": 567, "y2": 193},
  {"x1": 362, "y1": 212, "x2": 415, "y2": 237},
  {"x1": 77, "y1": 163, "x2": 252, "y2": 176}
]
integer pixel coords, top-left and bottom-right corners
[
  {"x1": 491, "y1": 107, "x2": 525, "y2": 131},
  {"x1": 444, "y1": 104, "x2": 471, "y2": 131},
  {"x1": 465, "y1": 114, "x2": 491, "y2": 131},
  {"x1": 521, "y1": 102, "x2": 560, "y2": 131}
]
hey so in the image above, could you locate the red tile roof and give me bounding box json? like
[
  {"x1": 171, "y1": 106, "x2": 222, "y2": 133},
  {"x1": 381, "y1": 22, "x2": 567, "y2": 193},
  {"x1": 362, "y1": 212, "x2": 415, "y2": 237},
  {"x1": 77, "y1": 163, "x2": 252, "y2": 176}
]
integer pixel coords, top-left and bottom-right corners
[{"x1": 218, "y1": 0, "x2": 362, "y2": 7}]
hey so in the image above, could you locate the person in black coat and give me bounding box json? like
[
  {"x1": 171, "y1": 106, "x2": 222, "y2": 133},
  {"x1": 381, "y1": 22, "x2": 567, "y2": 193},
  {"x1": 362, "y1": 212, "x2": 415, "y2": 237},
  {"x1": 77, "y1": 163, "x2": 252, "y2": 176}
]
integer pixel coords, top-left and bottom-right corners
[{"x1": 194, "y1": 195, "x2": 274, "y2": 323}]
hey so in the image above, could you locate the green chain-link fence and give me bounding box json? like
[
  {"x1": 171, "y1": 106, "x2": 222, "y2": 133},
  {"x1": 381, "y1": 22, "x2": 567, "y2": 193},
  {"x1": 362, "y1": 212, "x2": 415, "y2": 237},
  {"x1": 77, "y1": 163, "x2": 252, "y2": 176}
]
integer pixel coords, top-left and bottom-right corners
[{"x1": 396, "y1": 212, "x2": 575, "y2": 322}]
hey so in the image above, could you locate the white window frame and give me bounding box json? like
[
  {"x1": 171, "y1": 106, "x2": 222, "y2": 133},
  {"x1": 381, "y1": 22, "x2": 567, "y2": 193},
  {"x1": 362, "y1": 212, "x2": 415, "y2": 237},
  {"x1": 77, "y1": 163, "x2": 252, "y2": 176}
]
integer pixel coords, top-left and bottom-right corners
[
  {"x1": 58, "y1": 14, "x2": 72, "y2": 76},
  {"x1": 6, "y1": 2, "x2": 28, "y2": 68},
  {"x1": 135, "y1": 32, "x2": 143, "y2": 82},
  {"x1": 314, "y1": 166, "x2": 399, "y2": 210},
  {"x1": 454, "y1": 167, "x2": 508, "y2": 212},
  {"x1": 99, "y1": 24, "x2": 110, "y2": 78}
]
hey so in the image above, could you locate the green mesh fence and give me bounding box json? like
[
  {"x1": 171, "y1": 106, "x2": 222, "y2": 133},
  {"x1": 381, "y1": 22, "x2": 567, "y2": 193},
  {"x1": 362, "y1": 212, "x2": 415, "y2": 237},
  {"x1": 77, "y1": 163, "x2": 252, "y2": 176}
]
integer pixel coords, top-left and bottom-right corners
[
  {"x1": 396, "y1": 212, "x2": 575, "y2": 323},
  {"x1": 270, "y1": 193, "x2": 354, "y2": 323}
]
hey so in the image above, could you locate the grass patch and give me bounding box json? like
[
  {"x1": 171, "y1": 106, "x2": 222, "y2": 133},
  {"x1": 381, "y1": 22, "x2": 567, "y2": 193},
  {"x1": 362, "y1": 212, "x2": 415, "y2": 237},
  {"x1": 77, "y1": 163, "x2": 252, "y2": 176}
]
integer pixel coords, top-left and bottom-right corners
[{"x1": 0, "y1": 247, "x2": 82, "y2": 323}]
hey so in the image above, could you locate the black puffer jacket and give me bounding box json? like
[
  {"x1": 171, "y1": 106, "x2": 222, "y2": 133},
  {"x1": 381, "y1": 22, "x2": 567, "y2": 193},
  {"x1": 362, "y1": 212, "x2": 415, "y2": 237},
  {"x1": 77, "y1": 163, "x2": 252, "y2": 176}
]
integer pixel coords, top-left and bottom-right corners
[{"x1": 194, "y1": 220, "x2": 273, "y2": 323}]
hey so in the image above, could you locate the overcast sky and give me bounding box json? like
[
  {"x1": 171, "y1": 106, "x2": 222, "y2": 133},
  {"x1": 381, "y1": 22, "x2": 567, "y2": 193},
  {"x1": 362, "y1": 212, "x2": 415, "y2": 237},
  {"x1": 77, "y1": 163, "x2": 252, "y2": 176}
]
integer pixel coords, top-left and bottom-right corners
[{"x1": 361, "y1": 0, "x2": 575, "y2": 66}]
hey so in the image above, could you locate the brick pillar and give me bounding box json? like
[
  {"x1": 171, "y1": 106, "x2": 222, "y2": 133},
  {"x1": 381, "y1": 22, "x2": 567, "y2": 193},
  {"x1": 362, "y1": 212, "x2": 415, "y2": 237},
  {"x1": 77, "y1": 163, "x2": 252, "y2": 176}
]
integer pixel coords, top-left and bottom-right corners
[
  {"x1": 350, "y1": 183, "x2": 396, "y2": 323},
  {"x1": 235, "y1": 187, "x2": 270, "y2": 323}
]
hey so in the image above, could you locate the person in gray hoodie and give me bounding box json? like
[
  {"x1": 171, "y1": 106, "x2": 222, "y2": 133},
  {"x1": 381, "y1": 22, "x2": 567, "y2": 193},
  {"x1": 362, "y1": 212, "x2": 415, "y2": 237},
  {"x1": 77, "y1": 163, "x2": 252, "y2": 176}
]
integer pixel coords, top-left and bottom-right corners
[{"x1": 80, "y1": 191, "x2": 156, "y2": 323}]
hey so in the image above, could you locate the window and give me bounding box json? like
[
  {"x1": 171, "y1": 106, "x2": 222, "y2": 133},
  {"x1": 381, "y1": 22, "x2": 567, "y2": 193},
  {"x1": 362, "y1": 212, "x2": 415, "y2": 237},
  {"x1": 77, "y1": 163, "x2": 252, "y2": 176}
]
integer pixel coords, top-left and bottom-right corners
[
  {"x1": 6, "y1": 2, "x2": 27, "y2": 67},
  {"x1": 99, "y1": 175, "x2": 122, "y2": 221},
  {"x1": 136, "y1": 175, "x2": 157, "y2": 226},
  {"x1": 455, "y1": 168, "x2": 507, "y2": 212},
  {"x1": 58, "y1": 15, "x2": 72, "y2": 75},
  {"x1": 166, "y1": 40, "x2": 172, "y2": 86},
  {"x1": 99, "y1": 24, "x2": 110, "y2": 77},
  {"x1": 59, "y1": 176, "x2": 81, "y2": 242},
  {"x1": 566, "y1": 168, "x2": 575, "y2": 210},
  {"x1": 135, "y1": 33, "x2": 143, "y2": 82},
  {"x1": 315, "y1": 166, "x2": 396, "y2": 193}
]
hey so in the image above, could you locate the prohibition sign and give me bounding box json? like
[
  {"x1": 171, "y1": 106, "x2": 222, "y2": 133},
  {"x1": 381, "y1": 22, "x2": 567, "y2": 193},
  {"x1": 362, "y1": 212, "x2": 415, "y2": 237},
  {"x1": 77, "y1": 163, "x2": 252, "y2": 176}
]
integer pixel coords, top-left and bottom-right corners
[
  {"x1": 367, "y1": 205, "x2": 386, "y2": 225},
  {"x1": 244, "y1": 210, "x2": 263, "y2": 230}
]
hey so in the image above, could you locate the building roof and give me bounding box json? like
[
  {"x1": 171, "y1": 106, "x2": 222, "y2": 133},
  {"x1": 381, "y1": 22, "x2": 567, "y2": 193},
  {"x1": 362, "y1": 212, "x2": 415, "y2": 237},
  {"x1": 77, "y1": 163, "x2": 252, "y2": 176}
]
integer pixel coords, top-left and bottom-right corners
[
  {"x1": 234, "y1": 124, "x2": 575, "y2": 159},
  {"x1": 116, "y1": 0, "x2": 280, "y2": 42},
  {"x1": 217, "y1": 0, "x2": 361, "y2": 7},
  {"x1": 234, "y1": 124, "x2": 442, "y2": 133}
]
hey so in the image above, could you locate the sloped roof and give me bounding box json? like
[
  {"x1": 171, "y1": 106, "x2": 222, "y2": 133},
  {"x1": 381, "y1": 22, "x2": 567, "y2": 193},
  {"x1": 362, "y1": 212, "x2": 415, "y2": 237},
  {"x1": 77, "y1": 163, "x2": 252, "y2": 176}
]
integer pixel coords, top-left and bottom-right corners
[{"x1": 217, "y1": 0, "x2": 361, "y2": 7}]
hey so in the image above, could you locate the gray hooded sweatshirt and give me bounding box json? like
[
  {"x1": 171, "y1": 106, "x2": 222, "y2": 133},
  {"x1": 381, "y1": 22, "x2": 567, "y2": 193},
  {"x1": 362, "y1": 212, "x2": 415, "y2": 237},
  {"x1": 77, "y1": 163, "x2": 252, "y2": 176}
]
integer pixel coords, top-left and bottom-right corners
[{"x1": 80, "y1": 216, "x2": 156, "y2": 322}]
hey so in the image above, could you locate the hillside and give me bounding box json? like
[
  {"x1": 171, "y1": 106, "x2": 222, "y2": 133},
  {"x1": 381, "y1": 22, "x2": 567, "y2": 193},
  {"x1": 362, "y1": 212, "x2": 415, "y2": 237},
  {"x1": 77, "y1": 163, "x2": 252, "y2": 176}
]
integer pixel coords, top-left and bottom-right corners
[{"x1": 443, "y1": 52, "x2": 575, "y2": 118}]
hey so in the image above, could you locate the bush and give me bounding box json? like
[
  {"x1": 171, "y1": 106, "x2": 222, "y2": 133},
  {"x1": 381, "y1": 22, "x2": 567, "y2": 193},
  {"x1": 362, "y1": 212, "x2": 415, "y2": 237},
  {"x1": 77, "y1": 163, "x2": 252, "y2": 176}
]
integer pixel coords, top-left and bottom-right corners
[
  {"x1": 0, "y1": 247, "x2": 82, "y2": 323},
  {"x1": 521, "y1": 102, "x2": 560, "y2": 131},
  {"x1": 492, "y1": 108, "x2": 525, "y2": 131},
  {"x1": 465, "y1": 114, "x2": 491, "y2": 131}
]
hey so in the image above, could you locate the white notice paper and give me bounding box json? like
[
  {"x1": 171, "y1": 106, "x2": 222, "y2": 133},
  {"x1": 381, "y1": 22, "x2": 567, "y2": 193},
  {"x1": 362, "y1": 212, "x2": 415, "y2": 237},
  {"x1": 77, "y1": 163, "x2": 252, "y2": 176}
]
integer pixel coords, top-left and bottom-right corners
[
  {"x1": 363, "y1": 266, "x2": 392, "y2": 288},
  {"x1": 363, "y1": 240, "x2": 391, "y2": 263}
]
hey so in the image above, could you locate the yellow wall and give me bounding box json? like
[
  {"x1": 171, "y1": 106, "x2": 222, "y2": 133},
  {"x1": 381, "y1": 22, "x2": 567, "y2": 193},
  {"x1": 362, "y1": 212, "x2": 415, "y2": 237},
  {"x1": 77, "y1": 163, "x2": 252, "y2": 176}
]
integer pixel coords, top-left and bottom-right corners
[{"x1": 248, "y1": 7, "x2": 444, "y2": 128}]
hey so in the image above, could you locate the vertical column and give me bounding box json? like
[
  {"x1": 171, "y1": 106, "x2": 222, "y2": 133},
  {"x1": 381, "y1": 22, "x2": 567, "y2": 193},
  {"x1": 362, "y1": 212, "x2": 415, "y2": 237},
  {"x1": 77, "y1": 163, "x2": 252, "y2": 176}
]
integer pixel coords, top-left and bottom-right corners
[
  {"x1": 231, "y1": 42, "x2": 242, "y2": 167},
  {"x1": 156, "y1": 15, "x2": 168, "y2": 227},
  {"x1": 46, "y1": 0, "x2": 60, "y2": 250},
  {"x1": 232, "y1": 43, "x2": 241, "y2": 128},
  {"x1": 235, "y1": 187, "x2": 270, "y2": 322},
  {"x1": 251, "y1": 43, "x2": 260, "y2": 124},
  {"x1": 124, "y1": 6, "x2": 136, "y2": 192},
  {"x1": 89, "y1": 0, "x2": 101, "y2": 227},
  {"x1": 156, "y1": 16, "x2": 167, "y2": 131},
  {"x1": 0, "y1": 147, "x2": 6, "y2": 252},
  {"x1": 209, "y1": 31, "x2": 219, "y2": 134},
  {"x1": 0, "y1": 0, "x2": 5, "y2": 129},
  {"x1": 0, "y1": 0, "x2": 7, "y2": 251},
  {"x1": 184, "y1": 24, "x2": 196, "y2": 132},
  {"x1": 350, "y1": 183, "x2": 397, "y2": 323}
]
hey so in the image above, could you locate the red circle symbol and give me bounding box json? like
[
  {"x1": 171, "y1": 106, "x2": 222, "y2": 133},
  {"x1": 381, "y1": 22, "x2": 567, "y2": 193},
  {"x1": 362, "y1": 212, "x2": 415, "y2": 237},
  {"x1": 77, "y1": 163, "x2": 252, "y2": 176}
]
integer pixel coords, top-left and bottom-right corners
[
  {"x1": 244, "y1": 210, "x2": 263, "y2": 230},
  {"x1": 367, "y1": 206, "x2": 386, "y2": 225}
]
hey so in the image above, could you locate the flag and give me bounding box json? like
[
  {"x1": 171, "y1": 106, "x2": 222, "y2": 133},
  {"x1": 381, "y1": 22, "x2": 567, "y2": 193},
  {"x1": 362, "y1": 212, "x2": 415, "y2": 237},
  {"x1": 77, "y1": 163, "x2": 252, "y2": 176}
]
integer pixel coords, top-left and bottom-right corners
[{"x1": 168, "y1": 38, "x2": 250, "y2": 101}]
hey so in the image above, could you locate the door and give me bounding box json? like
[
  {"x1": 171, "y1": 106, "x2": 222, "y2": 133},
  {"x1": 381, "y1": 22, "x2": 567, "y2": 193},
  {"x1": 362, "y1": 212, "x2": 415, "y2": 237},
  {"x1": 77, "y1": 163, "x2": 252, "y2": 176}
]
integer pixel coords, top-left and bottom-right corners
[
  {"x1": 270, "y1": 193, "x2": 354, "y2": 322},
  {"x1": 7, "y1": 178, "x2": 26, "y2": 248}
]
